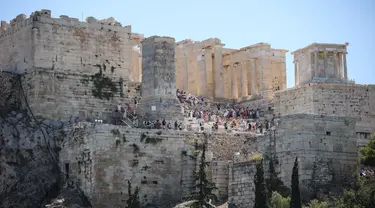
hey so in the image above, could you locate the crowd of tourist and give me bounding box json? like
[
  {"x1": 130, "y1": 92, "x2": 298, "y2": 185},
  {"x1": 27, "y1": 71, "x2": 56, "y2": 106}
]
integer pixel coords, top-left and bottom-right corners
[
  {"x1": 141, "y1": 119, "x2": 185, "y2": 130},
  {"x1": 176, "y1": 89, "x2": 279, "y2": 134},
  {"x1": 106, "y1": 89, "x2": 279, "y2": 134}
]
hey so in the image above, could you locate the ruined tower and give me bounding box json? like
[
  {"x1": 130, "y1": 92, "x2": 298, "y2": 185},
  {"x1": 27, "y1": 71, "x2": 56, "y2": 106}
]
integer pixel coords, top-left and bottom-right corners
[{"x1": 138, "y1": 36, "x2": 183, "y2": 123}]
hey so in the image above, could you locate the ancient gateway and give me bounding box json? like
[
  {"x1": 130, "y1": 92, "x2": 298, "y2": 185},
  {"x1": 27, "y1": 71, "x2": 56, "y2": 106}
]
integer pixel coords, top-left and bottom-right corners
[{"x1": 0, "y1": 10, "x2": 374, "y2": 208}]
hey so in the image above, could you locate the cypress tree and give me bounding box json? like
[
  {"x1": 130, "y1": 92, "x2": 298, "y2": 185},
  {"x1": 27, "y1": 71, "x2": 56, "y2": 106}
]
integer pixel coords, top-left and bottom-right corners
[
  {"x1": 266, "y1": 157, "x2": 289, "y2": 198},
  {"x1": 290, "y1": 157, "x2": 302, "y2": 208},
  {"x1": 254, "y1": 159, "x2": 268, "y2": 208},
  {"x1": 191, "y1": 140, "x2": 217, "y2": 208}
]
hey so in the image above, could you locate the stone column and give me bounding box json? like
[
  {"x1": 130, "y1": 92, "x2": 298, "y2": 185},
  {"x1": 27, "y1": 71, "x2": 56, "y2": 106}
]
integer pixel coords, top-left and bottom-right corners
[
  {"x1": 240, "y1": 62, "x2": 248, "y2": 97},
  {"x1": 214, "y1": 45, "x2": 225, "y2": 99},
  {"x1": 338, "y1": 53, "x2": 343, "y2": 78},
  {"x1": 137, "y1": 36, "x2": 182, "y2": 123},
  {"x1": 294, "y1": 59, "x2": 298, "y2": 86},
  {"x1": 259, "y1": 56, "x2": 263, "y2": 92},
  {"x1": 323, "y1": 51, "x2": 328, "y2": 78},
  {"x1": 183, "y1": 52, "x2": 189, "y2": 91},
  {"x1": 333, "y1": 51, "x2": 339, "y2": 79},
  {"x1": 250, "y1": 59, "x2": 256, "y2": 95},
  {"x1": 343, "y1": 52, "x2": 348, "y2": 79},
  {"x1": 245, "y1": 61, "x2": 251, "y2": 96},
  {"x1": 314, "y1": 50, "x2": 318, "y2": 78},
  {"x1": 198, "y1": 50, "x2": 207, "y2": 96},
  {"x1": 205, "y1": 47, "x2": 214, "y2": 98},
  {"x1": 231, "y1": 63, "x2": 238, "y2": 99}
]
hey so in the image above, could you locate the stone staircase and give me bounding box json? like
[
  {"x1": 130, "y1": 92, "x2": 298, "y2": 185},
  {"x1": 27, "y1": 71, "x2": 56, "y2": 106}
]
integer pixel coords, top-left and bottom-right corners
[{"x1": 121, "y1": 117, "x2": 135, "y2": 128}]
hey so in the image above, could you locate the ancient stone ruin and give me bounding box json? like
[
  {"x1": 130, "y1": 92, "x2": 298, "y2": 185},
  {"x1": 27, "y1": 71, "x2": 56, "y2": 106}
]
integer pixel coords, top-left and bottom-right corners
[{"x1": 0, "y1": 9, "x2": 374, "y2": 208}]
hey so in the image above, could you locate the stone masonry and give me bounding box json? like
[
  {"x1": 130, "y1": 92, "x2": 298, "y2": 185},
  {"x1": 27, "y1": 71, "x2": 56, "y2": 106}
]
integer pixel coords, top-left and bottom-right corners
[
  {"x1": 1, "y1": 9, "x2": 374, "y2": 208},
  {"x1": 0, "y1": 10, "x2": 140, "y2": 122},
  {"x1": 137, "y1": 36, "x2": 183, "y2": 123}
]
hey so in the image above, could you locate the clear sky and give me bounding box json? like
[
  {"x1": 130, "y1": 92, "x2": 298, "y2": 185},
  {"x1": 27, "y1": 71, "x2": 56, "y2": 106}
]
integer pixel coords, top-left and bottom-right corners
[{"x1": 2, "y1": 0, "x2": 374, "y2": 88}]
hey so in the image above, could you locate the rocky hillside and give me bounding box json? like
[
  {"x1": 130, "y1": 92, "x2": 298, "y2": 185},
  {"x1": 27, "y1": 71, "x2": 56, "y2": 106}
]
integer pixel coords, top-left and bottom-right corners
[{"x1": 0, "y1": 111, "x2": 90, "y2": 208}]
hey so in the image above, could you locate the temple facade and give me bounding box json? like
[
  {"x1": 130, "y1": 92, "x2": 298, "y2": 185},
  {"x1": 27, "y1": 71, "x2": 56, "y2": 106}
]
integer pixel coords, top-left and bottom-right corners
[
  {"x1": 291, "y1": 42, "x2": 350, "y2": 86},
  {"x1": 130, "y1": 38, "x2": 288, "y2": 100}
]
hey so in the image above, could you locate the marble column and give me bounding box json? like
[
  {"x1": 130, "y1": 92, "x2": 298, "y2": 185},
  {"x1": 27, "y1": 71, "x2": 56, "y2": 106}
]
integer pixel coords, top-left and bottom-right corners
[
  {"x1": 333, "y1": 51, "x2": 339, "y2": 79},
  {"x1": 214, "y1": 45, "x2": 225, "y2": 99},
  {"x1": 240, "y1": 62, "x2": 248, "y2": 97},
  {"x1": 259, "y1": 56, "x2": 263, "y2": 92},
  {"x1": 250, "y1": 59, "x2": 256, "y2": 95},
  {"x1": 314, "y1": 50, "x2": 318, "y2": 77},
  {"x1": 343, "y1": 52, "x2": 348, "y2": 79},
  {"x1": 231, "y1": 63, "x2": 238, "y2": 99},
  {"x1": 205, "y1": 47, "x2": 214, "y2": 97},
  {"x1": 294, "y1": 60, "x2": 298, "y2": 86},
  {"x1": 337, "y1": 53, "x2": 342, "y2": 78},
  {"x1": 183, "y1": 52, "x2": 189, "y2": 91},
  {"x1": 245, "y1": 61, "x2": 251, "y2": 96},
  {"x1": 198, "y1": 51, "x2": 207, "y2": 96},
  {"x1": 323, "y1": 51, "x2": 328, "y2": 78}
]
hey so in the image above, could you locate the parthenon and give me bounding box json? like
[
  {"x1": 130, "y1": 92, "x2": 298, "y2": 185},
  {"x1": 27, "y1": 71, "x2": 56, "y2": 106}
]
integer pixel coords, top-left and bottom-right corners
[{"x1": 130, "y1": 37, "x2": 288, "y2": 100}]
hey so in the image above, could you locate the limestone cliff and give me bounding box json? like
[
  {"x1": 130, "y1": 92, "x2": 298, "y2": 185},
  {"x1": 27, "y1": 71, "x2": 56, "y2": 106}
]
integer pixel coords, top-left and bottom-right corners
[{"x1": 0, "y1": 112, "x2": 90, "y2": 208}]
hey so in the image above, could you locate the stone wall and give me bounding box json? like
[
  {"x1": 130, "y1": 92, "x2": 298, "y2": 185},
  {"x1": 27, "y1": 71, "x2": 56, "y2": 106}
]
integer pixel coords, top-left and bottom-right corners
[
  {"x1": 228, "y1": 161, "x2": 259, "y2": 208},
  {"x1": 275, "y1": 114, "x2": 358, "y2": 199},
  {"x1": 21, "y1": 70, "x2": 140, "y2": 121},
  {"x1": 211, "y1": 160, "x2": 230, "y2": 202},
  {"x1": 274, "y1": 83, "x2": 375, "y2": 134},
  {"x1": 0, "y1": 14, "x2": 33, "y2": 74},
  {"x1": 273, "y1": 85, "x2": 315, "y2": 116},
  {"x1": 32, "y1": 13, "x2": 132, "y2": 79},
  {"x1": 1, "y1": 10, "x2": 133, "y2": 79},
  {"x1": 59, "y1": 125, "x2": 195, "y2": 208},
  {"x1": 310, "y1": 83, "x2": 375, "y2": 133},
  {"x1": 0, "y1": 10, "x2": 140, "y2": 122}
]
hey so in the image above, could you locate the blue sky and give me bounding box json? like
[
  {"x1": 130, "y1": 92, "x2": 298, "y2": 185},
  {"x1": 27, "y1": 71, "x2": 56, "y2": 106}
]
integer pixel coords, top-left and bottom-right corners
[{"x1": 2, "y1": 0, "x2": 374, "y2": 87}]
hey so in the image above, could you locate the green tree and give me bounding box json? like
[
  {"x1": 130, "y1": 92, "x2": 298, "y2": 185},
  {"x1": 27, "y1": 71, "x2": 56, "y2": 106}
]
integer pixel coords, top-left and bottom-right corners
[
  {"x1": 306, "y1": 199, "x2": 328, "y2": 208},
  {"x1": 266, "y1": 157, "x2": 290, "y2": 199},
  {"x1": 334, "y1": 136, "x2": 375, "y2": 208},
  {"x1": 333, "y1": 176, "x2": 375, "y2": 208},
  {"x1": 126, "y1": 180, "x2": 141, "y2": 208},
  {"x1": 290, "y1": 157, "x2": 302, "y2": 208},
  {"x1": 360, "y1": 136, "x2": 375, "y2": 166},
  {"x1": 270, "y1": 191, "x2": 290, "y2": 208},
  {"x1": 254, "y1": 159, "x2": 269, "y2": 208},
  {"x1": 190, "y1": 140, "x2": 217, "y2": 208}
]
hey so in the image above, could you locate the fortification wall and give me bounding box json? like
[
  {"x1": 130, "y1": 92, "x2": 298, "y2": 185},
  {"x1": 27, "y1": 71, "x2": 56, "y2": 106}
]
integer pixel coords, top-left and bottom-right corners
[
  {"x1": 32, "y1": 15, "x2": 132, "y2": 79},
  {"x1": 58, "y1": 124, "x2": 267, "y2": 207},
  {"x1": 1, "y1": 10, "x2": 133, "y2": 81},
  {"x1": 275, "y1": 114, "x2": 358, "y2": 199},
  {"x1": 273, "y1": 85, "x2": 315, "y2": 116},
  {"x1": 211, "y1": 160, "x2": 230, "y2": 202},
  {"x1": 310, "y1": 83, "x2": 375, "y2": 133},
  {"x1": 21, "y1": 70, "x2": 140, "y2": 121},
  {"x1": 0, "y1": 14, "x2": 34, "y2": 74},
  {"x1": 228, "y1": 161, "x2": 259, "y2": 208},
  {"x1": 274, "y1": 83, "x2": 375, "y2": 134},
  {"x1": 60, "y1": 126, "x2": 195, "y2": 208}
]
